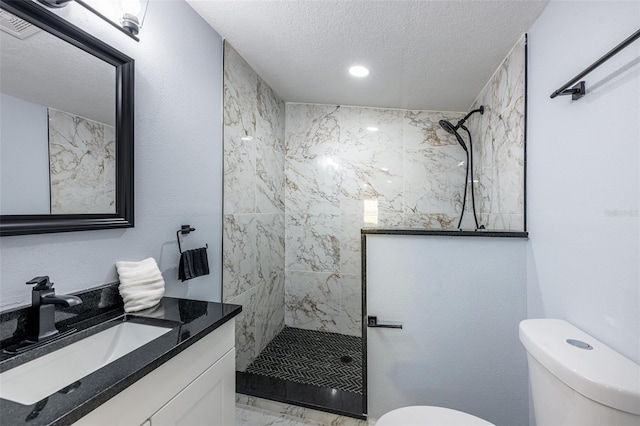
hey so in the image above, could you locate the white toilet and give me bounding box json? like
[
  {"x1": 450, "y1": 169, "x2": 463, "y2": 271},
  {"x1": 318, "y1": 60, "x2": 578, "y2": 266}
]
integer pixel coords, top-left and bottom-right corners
[
  {"x1": 377, "y1": 318, "x2": 640, "y2": 426},
  {"x1": 376, "y1": 405, "x2": 493, "y2": 426},
  {"x1": 520, "y1": 318, "x2": 640, "y2": 425}
]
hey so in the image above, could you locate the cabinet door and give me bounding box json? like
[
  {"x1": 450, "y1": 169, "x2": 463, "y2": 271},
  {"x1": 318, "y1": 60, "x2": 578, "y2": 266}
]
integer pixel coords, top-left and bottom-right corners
[{"x1": 150, "y1": 349, "x2": 235, "y2": 426}]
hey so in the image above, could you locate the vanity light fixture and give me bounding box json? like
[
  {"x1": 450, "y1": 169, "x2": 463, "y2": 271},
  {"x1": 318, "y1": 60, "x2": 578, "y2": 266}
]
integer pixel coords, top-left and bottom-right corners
[
  {"x1": 120, "y1": 0, "x2": 144, "y2": 36},
  {"x1": 36, "y1": 0, "x2": 148, "y2": 41},
  {"x1": 349, "y1": 65, "x2": 370, "y2": 77}
]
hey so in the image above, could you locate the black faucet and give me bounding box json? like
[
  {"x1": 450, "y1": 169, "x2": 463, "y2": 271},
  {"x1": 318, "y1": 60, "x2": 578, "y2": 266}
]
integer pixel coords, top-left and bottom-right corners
[{"x1": 26, "y1": 276, "x2": 82, "y2": 342}]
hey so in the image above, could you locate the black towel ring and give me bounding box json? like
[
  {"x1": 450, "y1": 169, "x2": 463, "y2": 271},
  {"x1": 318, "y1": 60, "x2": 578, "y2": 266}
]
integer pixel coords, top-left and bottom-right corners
[{"x1": 176, "y1": 225, "x2": 208, "y2": 254}]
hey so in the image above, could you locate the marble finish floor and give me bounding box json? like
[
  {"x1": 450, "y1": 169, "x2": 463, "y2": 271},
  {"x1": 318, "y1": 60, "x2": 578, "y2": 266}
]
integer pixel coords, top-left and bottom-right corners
[
  {"x1": 236, "y1": 398, "x2": 373, "y2": 426},
  {"x1": 237, "y1": 404, "x2": 324, "y2": 426}
]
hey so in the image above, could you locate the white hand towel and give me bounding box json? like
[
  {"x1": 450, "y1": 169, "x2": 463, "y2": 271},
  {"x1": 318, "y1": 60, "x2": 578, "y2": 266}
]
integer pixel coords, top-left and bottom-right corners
[{"x1": 116, "y1": 257, "x2": 165, "y2": 313}]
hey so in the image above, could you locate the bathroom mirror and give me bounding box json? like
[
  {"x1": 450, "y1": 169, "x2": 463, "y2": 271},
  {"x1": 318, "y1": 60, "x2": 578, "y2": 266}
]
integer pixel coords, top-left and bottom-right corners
[{"x1": 0, "y1": 0, "x2": 134, "y2": 236}]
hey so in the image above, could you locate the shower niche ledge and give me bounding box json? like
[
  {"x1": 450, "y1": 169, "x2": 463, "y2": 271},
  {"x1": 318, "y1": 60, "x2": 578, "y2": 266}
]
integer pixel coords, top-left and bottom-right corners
[{"x1": 361, "y1": 228, "x2": 529, "y2": 239}]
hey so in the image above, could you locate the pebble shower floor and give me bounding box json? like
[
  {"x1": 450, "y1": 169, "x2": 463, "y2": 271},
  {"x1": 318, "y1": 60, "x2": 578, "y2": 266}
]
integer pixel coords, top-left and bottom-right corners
[{"x1": 246, "y1": 326, "x2": 363, "y2": 394}]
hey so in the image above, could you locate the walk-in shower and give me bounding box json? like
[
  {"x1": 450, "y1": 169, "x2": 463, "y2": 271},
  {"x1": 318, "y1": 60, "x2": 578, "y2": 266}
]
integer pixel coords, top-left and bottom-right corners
[{"x1": 439, "y1": 106, "x2": 485, "y2": 230}]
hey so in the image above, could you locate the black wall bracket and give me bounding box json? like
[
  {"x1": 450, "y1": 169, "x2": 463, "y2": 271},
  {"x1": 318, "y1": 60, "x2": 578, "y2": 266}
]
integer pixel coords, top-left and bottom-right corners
[
  {"x1": 556, "y1": 81, "x2": 586, "y2": 100},
  {"x1": 176, "y1": 225, "x2": 195, "y2": 254}
]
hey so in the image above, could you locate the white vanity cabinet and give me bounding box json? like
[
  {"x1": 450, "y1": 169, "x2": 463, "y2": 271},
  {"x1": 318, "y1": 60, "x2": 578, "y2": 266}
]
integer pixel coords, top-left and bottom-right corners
[
  {"x1": 149, "y1": 350, "x2": 234, "y2": 425},
  {"x1": 74, "y1": 320, "x2": 235, "y2": 426}
]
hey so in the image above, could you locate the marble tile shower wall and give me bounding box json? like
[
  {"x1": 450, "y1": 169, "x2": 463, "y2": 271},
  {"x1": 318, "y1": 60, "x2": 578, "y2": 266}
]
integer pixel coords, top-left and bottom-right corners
[
  {"x1": 223, "y1": 43, "x2": 286, "y2": 371},
  {"x1": 467, "y1": 35, "x2": 526, "y2": 231},
  {"x1": 284, "y1": 105, "x2": 470, "y2": 336},
  {"x1": 282, "y1": 37, "x2": 525, "y2": 337}
]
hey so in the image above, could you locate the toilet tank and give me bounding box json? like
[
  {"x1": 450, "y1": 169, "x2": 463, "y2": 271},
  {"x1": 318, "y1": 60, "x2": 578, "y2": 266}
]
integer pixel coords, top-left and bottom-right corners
[{"x1": 519, "y1": 319, "x2": 640, "y2": 426}]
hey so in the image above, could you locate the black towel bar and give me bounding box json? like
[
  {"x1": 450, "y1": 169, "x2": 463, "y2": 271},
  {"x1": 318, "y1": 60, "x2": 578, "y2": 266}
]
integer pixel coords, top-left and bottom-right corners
[{"x1": 550, "y1": 28, "x2": 640, "y2": 100}]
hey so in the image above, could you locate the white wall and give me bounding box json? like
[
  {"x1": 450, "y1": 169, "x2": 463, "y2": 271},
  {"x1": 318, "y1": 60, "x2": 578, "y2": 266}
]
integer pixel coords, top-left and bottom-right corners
[
  {"x1": 0, "y1": 93, "x2": 50, "y2": 215},
  {"x1": 527, "y1": 0, "x2": 640, "y2": 363},
  {"x1": 0, "y1": 0, "x2": 224, "y2": 310}
]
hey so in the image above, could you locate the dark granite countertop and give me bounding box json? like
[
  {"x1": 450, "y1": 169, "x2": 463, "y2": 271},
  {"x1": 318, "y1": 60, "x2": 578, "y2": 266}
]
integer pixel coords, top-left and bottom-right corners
[
  {"x1": 0, "y1": 284, "x2": 241, "y2": 426},
  {"x1": 362, "y1": 228, "x2": 528, "y2": 238}
]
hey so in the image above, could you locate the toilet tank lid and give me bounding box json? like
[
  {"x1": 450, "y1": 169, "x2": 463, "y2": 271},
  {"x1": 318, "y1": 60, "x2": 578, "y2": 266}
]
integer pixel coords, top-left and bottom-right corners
[{"x1": 519, "y1": 319, "x2": 640, "y2": 416}]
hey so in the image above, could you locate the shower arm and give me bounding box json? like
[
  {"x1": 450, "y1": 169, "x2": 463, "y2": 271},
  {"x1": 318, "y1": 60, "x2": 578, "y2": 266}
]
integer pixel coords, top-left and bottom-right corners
[{"x1": 455, "y1": 106, "x2": 485, "y2": 130}]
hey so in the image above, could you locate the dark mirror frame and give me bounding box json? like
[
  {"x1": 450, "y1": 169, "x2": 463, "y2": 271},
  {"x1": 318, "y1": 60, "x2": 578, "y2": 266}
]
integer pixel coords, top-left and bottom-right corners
[{"x1": 0, "y1": 0, "x2": 134, "y2": 237}]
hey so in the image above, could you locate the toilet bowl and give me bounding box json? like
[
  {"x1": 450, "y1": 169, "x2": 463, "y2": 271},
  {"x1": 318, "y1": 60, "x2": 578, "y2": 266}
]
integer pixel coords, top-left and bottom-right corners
[{"x1": 376, "y1": 406, "x2": 494, "y2": 426}]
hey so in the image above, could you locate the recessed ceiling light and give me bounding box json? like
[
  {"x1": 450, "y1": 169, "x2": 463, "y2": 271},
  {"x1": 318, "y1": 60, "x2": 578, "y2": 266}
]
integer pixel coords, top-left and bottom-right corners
[
  {"x1": 349, "y1": 65, "x2": 369, "y2": 77},
  {"x1": 366, "y1": 126, "x2": 379, "y2": 132}
]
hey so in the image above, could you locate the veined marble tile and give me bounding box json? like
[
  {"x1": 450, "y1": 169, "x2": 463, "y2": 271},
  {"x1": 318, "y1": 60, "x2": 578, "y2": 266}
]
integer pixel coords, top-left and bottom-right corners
[
  {"x1": 284, "y1": 271, "x2": 361, "y2": 336},
  {"x1": 340, "y1": 213, "x2": 364, "y2": 276},
  {"x1": 48, "y1": 109, "x2": 115, "y2": 214},
  {"x1": 224, "y1": 43, "x2": 257, "y2": 136},
  {"x1": 256, "y1": 213, "x2": 286, "y2": 352},
  {"x1": 340, "y1": 148, "x2": 404, "y2": 216},
  {"x1": 492, "y1": 139, "x2": 525, "y2": 215},
  {"x1": 338, "y1": 273, "x2": 362, "y2": 337},
  {"x1": 403, "y1": 145, "x2": 467, "y2": 216},
  {"x1": 224, "y1": 41, "x2": 287, "y2": 370},
  {"x1": 223, "y1": 214, "x2": 256, "y2": 301},
  {"x1": 237, "y1": 395, "x2": 371, "y2": 426},
  {"x1": 489, "y1": 35, "x2": 525, "y2": 118},
  {"x1": 403, "y1": 110, "x2": 465, "y2": 150},
  {"x1": 284, "y1": 271, "x2": 342, "y2": 333},
  {"x1": 229, "y1": 284, "x2": 259, "y2": 371},
  {"x1": 341, "y1": 208, "x2": 404, "y2": 275},
  {"x1": 237, "y1": 404, "x2": 324, "y2": 426},
  {"x1": 286, "y1": 155, "x2": 341, "y2": 214},
  {"x1": 339, "y1": 106, "x2": 403, "y2": 153},
  {"x1": 257, "y1": 143, "x2": 285, "y2": 213},
  {"x1": 237, "y1": 395, "x2": 306, "y2": 420},
  {"x1": 256, "y1": 269, "x2": 285, "y2": 353},
  {"x1": 256, "y1": 213, "x2": 285, "y2": 286},
  {"x1": 286, "y1": 104, "x2": 340, "y2": 159},
  {"x1": 404, "y1": 212, "x2": 459, "y2": 229},
  {"x1": 341, "y1": 199, "x2": 405, "y2": 227},
  {"x1": 285, "y1": 212, "x2": 340, "y2": 273},
  {"x1": 482, "y1": 213, "x2": 525, "y2": 231},
  {"x1": 224, "y1": 128, "x2": 256, "y2": 214},
  {"x1": 468, "y1": 35, "x2": 526, "y2": 230},
  {"x1": 256, "y1": 77, "x2": 286, "y2": 155}
]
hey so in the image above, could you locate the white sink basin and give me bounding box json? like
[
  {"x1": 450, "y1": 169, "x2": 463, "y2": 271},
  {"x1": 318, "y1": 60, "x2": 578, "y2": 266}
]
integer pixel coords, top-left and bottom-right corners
[{"x1": 0, "y1": 322, "x2": 171, "y2": 405}]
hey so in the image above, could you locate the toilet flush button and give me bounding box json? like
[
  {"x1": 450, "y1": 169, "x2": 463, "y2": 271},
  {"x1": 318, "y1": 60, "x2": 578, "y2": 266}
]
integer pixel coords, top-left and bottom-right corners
[{"x1": 567, "y1": 339, "x2": 593, "y2": 350}]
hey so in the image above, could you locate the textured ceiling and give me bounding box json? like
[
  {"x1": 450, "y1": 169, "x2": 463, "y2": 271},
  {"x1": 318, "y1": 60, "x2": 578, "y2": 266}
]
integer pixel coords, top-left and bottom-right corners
[{"x1": 187, "y1": 0, "x2": 549, "y2": 112}]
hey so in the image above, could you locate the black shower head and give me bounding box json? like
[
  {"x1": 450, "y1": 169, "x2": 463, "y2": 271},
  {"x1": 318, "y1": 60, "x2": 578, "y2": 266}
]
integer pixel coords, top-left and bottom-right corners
[
  {"x1": 439, "y1": 119, "x2": 457, "y2": 135},
  {"x1": 440, "y1": 105, "x2": 485, "y2": 152},
  {"x1": 439, "y1": 119, "x2": 468, "y2": 152}
]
